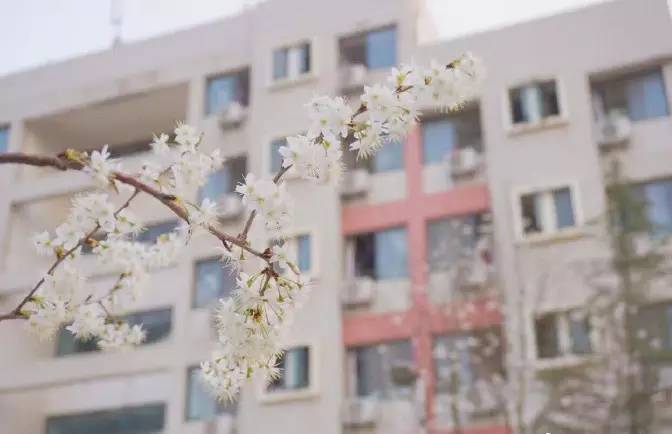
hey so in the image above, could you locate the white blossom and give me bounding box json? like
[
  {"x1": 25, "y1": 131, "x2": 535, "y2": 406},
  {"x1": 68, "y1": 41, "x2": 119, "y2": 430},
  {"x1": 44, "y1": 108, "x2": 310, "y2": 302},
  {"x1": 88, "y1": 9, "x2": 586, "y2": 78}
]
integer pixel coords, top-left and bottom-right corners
[
  {"x1": 97, "y1": 322, "x2": 146, "y2": 351},
  {"x1": 67, "y1": 303, "x2": 107, "y2": 339},
  {"x1": 84, "y1": 145, "x2": 117, "y2": 188},
  {"x1": 150, "y1": 133, "x2": 170, "y2": 154}
]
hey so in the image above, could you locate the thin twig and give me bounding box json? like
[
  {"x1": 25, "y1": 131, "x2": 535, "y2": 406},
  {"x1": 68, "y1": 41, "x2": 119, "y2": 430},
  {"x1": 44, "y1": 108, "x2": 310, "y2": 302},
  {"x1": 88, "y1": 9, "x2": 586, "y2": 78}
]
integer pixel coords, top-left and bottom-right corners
[{"x1": 0, "y1": 189, "x2": 140, "y2": 322}]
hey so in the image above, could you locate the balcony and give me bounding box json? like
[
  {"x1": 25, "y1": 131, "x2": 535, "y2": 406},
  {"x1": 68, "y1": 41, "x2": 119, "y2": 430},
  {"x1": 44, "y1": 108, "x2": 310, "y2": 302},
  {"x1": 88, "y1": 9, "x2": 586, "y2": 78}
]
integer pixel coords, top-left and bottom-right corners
[{"x1": 18, "y1": 82, "x2": 188, "y2": 182}]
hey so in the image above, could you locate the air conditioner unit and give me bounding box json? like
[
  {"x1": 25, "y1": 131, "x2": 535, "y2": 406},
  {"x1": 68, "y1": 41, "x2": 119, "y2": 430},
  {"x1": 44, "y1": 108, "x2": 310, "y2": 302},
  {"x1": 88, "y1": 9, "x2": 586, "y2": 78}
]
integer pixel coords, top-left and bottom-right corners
[
  {"x1": 342, "y1": 397, "x2": 380, "y2": 427},
  {"x1": 449, "y1": 147, "x2": 481, "y2": 178},
  {"x1": 596, "y1": 111, "x2": 631, "y2": 149},
  {"x1": 341, "y1": 277, "x2": 376, "y2": 307},
  {"x1": 217, "y1": 194, "x2": 244, "y2": 220},
  {"x1": 218, "y1": 102, "x2": 248, "y2": 129},
  {"x1": 340, "y1": 64, "x2": 368, "y2": 91},
  {"x1": 340, "y1": 169, "x2": 370, "y2": 198}
]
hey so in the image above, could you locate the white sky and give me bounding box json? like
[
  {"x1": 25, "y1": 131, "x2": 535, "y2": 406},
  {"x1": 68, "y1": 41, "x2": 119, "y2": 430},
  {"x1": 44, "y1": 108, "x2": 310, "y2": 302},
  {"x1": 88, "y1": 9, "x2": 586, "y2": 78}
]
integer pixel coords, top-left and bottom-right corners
[{"x1": 0, "y1": 0, "x2": 615, "y2": 77}]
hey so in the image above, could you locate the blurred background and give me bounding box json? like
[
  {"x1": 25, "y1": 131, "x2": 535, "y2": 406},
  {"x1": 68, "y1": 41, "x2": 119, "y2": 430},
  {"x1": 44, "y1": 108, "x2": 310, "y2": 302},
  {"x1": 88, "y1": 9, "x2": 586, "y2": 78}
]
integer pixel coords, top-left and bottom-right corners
[{"x1": 1, "y1": 0, "x2": 671, "y2": 433}]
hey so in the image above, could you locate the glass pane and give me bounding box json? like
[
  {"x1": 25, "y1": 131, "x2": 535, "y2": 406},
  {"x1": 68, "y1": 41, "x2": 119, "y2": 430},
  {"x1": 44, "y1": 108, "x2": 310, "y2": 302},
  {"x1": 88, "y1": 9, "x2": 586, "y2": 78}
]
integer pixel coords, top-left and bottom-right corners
[
  {"x1": 643, "y1": 180, "x2": 672, "y2": 236},
  {"x1": 0, "y1": 126, "x2": 8, "y2": 153},
  {"x1": 46, "y1": 404, "x2": 165, "y2": 434},
  {"x1": 553, "y1": 188, "x2": 576, "y2": 229},
  {"x1": 510, "y1": 88, "x2": 527, "y2": 124},
  {"x1": 125, "y1": 308, "x2": 172, "y2": 345},
  {"x1": 270, "y1": 138, "x2": 286, "y2": 173},
  {"x1": 227, "y1": 156, "x2": 247, "y2": 189},
  {"x1": 339, "y1": 33, "x2": 366, "y2": 66},
  {"x1": 200, "y1": 167, "x2": 230, "y2": 202},
  {"x1": 297, "y1": 234, "x2": 312, "y2": 272},
  {"x1": 365, "y1": 27, "x2": 396, "y2": 69},
  {"x1": 535, "y1": 315, "x2": 560, "y2": 359},
  {"x1": 427, "y1": 215, "x2": 482, "y2": 272},
  {"x1": 137, "y1": 220, "x2": 179, "y2": 244},
  {"x1": 206, "y1": 74, "x2": 238, "y2": 115},
  {"x1": 354, "y1": 233, "x2": 376, "y2": 278},
  {"x1": 540, "y1": 81, "x2": 560, "y2": 117},
  {"x1": 521, "y1": 193, "x2": 542, "y2": 234},
  {"x1": 353, "y1": 340, "x2": 412, "y2": 398},
  {"x1": 186, "y1": 366, "x2": 235, "y2": 420},
  {"x1": 297, "y1": 43, "x2": 311, "y2": 74},
  {"x1": 568, "y1": 314, "x2": 592, "y2": 355},
  {"x1": 422, "y1": 119, "x2": 455, "y2": 164},
  {"x1": 372, "y1": 140, "x2": 404, "y2": 172},
  {"x1": 56, "y1": 326, "x2": 99, "y2": 356},
  {"x1": 374, "y1": 227, "x2": 408, "y2": 280},
  {"x1": 273, "y1": 48, "x2": 289, "y2": 80},
  {"x1": 269, "y1": 346, "x2": 309, "y2": 391},
  {"x1": 194, "y1": 258, "x2": 236, "y2": 308},
  {"x1": 627, "y1": 70, "x2": 669, "y2": 121}
]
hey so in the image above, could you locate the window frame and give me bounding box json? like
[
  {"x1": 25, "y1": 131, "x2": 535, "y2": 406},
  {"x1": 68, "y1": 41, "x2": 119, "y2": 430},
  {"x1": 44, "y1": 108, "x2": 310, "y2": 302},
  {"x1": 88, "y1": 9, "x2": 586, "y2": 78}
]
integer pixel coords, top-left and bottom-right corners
[
  {"x1": 55, "y1": 307, "x2": 173, "y2": 356},
  {"x1": 591, "y1": 66, "x2": 670, "y2": 123},
  {"x1": 338, "y1": 24, "x2": 398, "y2": 70},
  {"x1": 532, "y1": 308, "x2": 596, "y2": 363},
  {"x1": 269, "y1": 39, "x2": 316, "y2": 88},
  {"x1": 192, "y1": 256, "x2": 237, "y2": 309},
  {"x1": 185, "y1": 365, "x2": 236, "y2": 421},
  {"x1": 504, "y1": 77, "x2": 568, "y2": 134},
  {"x1": 46, "y1": 403, "x2": 166, "y2": 434},
  {"x1": 512, "y1": 181, "x2": 583, "y2": 242},
  {"x1": 258, "y1": 342, "x2": 319, "y2": 403},
  {"x1": 204, "y1": 68, "x2": 250, "y2": 116},
  {"x1": 346, "y1": 226, "x2": 409, "y2": 281}
]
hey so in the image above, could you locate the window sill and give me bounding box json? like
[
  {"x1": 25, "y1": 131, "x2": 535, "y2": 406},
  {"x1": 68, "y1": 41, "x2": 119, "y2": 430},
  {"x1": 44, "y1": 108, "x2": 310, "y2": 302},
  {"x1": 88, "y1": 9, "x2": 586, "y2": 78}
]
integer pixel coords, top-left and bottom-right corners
[
  {"x1": 534, "y1": 354, "x2": 595, "y2": 371},
  {"x1": 508, "y1": 115, "x2": 568, "y2": 137},
  {"x1": 258, "y1": 387, "x2": 319, "y2": 405},
  {"x1": 268, "y1": 73, "x2": 317, "y2": 92},
  {"x1": 518, "y1": 227, "x2": 585, "y2": 246}
]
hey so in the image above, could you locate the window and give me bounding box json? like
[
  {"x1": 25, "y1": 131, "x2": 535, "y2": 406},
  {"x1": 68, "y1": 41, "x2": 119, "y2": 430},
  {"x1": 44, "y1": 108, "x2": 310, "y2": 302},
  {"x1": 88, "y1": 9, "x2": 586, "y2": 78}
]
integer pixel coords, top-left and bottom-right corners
[
  {"x1": 0, "y1": 126, "x2": 9, "y2": 153},
  {"x1": 635, "y1": 302, "x2": 672, "y2": 355},
  {"x1": 137, "y1": 220, "x2": 179, "y2": 244},
  {"x1": 372, "y1": 139, "x2": 404, "y2": 172},
  {"x1": 637, "y1": 179, "x2": 672, "y2": 236},
  {"x1": 199, "y1": 156, "x2": 247, "y2": 202},
  {"x1": 350, "y1": 227, "x2": 408, "y2": 280},
  {"x1": 194, "y1": 258, "x2": 237, "y2": 309},
  {"x1": 268, "y1": 346, "x2": 310, "y2": 392},
  {"x1": 519, "y1": 186, "x2": 577, "y2": 237},
  {"x1": 593, "y1": 68, "x2": 668, "y2": 122},
  {"x1": 509, "y1": 80, "x2": 560, "y2": 125},
  {"x1": 205, "y1": 69, "x2": 250, "y2": 115},
  {"x1": 434, "y1": 329, "x2": 503, "y2": 392},
  {"x1": 273, "y1": 42, "x2": 311, "y2": 81},
  {"x1": 339, "y1": 26, "x2": 397, "y2": 69},
  {"x1": 56, "y1": 308, "x2": 172, "y2": 356},
  {"x1": 296, "y1": 234, "x2": 312, "y2": 272},
  {"x1": 421, "y1": 109, "x2": 482, "y2": 165},
  {"x1": 269, "y1": 137, "x2": 286, "y2": 173},
  {"x1": 534, "y1": 309, "x2": 592, "y2": 360},
  {"x1": 186, "y1": 366, "x2": 236, "y2": 421},
  {"x1": 348, "y1": 340, "x2": 413, "y2": 398},
  {"x1": 271, "y1": 234, "x2": 313, "y2": 275},
  {"x1": 426, "y1": 214, "x2": 487, "y2": 272},
  {"x1": 46, "y1": 404, "x2": 164, "y2": 434}
]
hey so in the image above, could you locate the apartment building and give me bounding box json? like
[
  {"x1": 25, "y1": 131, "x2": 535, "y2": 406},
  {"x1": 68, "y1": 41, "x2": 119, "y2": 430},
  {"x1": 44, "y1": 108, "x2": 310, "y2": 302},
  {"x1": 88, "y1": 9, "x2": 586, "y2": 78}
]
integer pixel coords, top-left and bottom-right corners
[{"x1": 0, "y1": 0, "x2": 671, "y2": 433}]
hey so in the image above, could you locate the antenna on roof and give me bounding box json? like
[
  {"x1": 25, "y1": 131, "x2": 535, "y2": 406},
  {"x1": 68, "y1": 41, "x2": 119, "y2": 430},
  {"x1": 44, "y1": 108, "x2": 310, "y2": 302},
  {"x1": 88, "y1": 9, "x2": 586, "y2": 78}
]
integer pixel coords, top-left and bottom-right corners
[{"x1": 110, "y1": 0, "x2": 123, "y2": 47}]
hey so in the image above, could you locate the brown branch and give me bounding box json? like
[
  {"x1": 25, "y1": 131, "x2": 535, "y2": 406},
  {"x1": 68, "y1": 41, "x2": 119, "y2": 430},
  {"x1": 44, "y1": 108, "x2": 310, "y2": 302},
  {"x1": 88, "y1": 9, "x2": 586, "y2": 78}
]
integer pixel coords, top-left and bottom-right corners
[
  {"x1": 0, "y1": 153, "x2": 268, "y2": 259},
  {"x1": 0, "y1": 188, "x2": 141, "y2": 322}
]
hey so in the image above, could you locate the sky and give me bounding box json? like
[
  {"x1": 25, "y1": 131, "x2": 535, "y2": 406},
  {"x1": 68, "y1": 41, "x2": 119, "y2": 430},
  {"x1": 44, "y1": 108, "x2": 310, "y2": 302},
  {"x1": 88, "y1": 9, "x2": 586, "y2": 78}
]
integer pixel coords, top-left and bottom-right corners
[{"x1": 0, "y1": 0, "x2": 615, "y2": 77}]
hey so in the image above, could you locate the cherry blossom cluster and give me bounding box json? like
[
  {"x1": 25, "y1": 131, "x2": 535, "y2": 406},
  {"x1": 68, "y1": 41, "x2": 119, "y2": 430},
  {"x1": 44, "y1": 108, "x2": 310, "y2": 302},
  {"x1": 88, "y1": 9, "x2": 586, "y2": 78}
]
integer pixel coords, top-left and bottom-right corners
[
  {"x1": 279, "y1": 53, "x2": 484, "y2": 183},
  {"x1": 13, "y1": 53, "x2": 484, "y2": 403}
]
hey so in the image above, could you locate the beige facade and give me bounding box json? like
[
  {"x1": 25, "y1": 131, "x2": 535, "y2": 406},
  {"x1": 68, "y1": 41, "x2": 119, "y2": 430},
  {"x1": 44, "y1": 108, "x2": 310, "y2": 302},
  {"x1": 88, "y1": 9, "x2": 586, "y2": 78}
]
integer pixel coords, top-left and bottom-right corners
[{"x1": 0, "y1": 0, "x2": 671, "y2": 433}]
